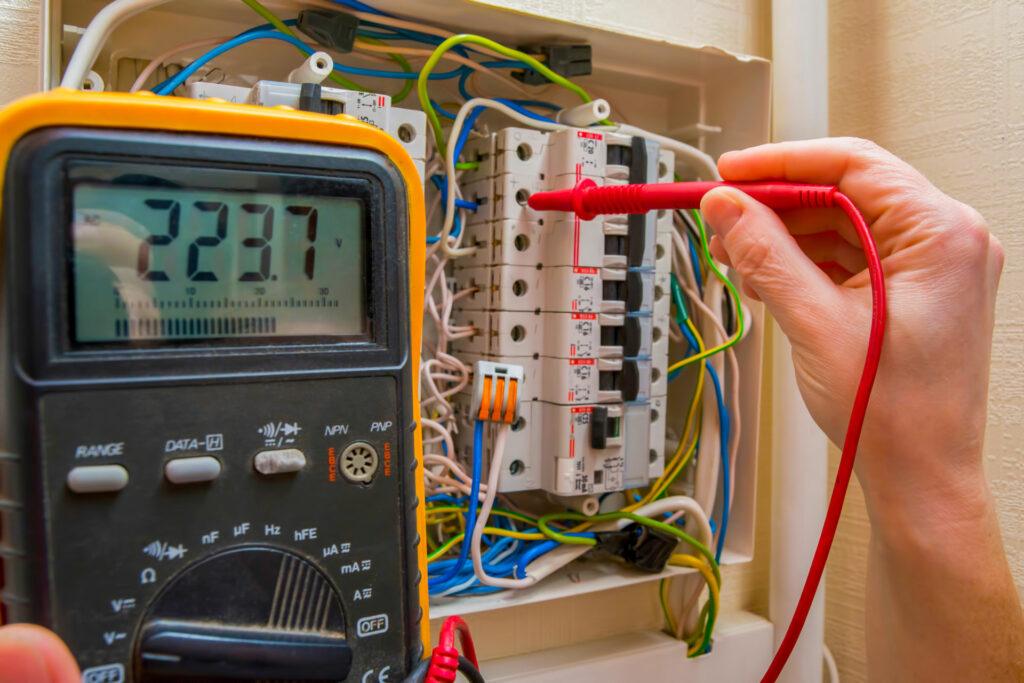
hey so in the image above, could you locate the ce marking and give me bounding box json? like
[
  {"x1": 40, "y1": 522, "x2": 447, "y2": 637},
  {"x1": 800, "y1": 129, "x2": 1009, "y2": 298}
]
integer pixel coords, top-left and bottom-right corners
[{"x1": 362, "y1": 666, "x2": 391, "y2": 682}]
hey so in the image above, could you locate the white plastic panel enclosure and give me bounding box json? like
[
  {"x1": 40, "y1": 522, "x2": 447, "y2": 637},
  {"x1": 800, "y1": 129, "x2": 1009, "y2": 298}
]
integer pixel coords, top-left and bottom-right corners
[{"x1": 46, "y1": 0, "x2": 769, "y2": 614}]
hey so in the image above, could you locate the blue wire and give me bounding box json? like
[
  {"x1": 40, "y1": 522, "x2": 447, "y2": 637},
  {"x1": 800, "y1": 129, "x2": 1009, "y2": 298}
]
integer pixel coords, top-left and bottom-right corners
[
  {"x1": 479, "y1": 59, "x2": 531, "y2": 69},
  {"x1": 509, "y1": 99, "x2": 562, "y2": 112},
  {"x1": 431, "y1": 100, "x2": 458, "y2": 120},
  {"x1": 155, "y1": 31, "x2": 309, "y2": 95},
  {"x1": 330, "y1": 0, "x2": 391, "y2": 15},
  {"x1": 664, "y1": 321, "x2": 730, "y2": 560},
  {"x1": 687, "y1": 234, "x2": 705, "y2": 296},
  {"x1": 154, "y1": 29, "x2": 467, "y2": 96},
  {"x1": 706, "y1": 364, "x2": 730, "y2": 562},
  {"x1": 493, "y1": 98, "x2": 557, "y2": 124},
  {"x1": 514, "y1": 541, "x2": 560, "y2": 578},
  {"x1": 457, "y1": 67, "x2": 474, "y2": 102},
  {"x1": 428, "y1": 420, "x2": 484, "y2": 592}
]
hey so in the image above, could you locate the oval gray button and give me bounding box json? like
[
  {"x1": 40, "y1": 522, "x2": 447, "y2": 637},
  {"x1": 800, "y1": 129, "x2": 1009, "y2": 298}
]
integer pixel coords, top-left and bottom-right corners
[
  {"x1": 67, "y1": 465, "x2": 129, "y2": 493},
  {"x1": 165, "y1": 456, "x2": 221, "y2": 484},
  {"x1": 254, "y1": 448, "x2": 306, "y2": 475}
]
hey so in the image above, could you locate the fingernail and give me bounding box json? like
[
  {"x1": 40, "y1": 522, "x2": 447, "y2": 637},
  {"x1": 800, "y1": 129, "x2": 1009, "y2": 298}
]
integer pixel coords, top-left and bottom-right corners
[{"x1": 700, "y1": 187, "x2": 745, "y2": 237}]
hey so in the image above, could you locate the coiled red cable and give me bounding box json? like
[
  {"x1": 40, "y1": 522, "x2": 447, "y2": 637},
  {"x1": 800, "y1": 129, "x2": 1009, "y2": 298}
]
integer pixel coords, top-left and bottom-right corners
[
  {"x1": 528, "y1": 181, "x2": 887, "y2": 682},
  {"x1": 426, "y1": 616, "x2": 480, "y2": 683}
]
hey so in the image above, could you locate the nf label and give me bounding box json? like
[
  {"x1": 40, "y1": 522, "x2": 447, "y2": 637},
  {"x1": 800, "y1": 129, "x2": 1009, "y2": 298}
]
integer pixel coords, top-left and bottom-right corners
[{"x1": 356, "y1": 614, "x2": 389, "y2": 637}]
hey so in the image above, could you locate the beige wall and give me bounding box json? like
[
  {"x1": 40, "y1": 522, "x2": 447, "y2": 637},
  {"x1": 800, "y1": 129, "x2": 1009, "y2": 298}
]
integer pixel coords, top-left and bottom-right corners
[{"x1": 826, "y1": 1, "x2": 1024, "y2": 680}]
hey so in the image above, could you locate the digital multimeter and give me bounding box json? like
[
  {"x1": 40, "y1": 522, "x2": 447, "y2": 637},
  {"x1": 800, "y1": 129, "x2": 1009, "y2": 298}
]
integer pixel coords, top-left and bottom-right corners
[{"x1": 0, "y1": 90, "x2": 428, "y2": 682}]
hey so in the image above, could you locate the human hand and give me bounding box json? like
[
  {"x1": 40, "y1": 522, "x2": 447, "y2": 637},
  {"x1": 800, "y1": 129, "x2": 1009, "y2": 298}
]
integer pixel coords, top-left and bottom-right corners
[
  {"x1": 699, "y1": 138, "x2": 1004, "y2": 522},
  {"x1": 0, "y1": 624, "x2": 79, "y2": 683}
]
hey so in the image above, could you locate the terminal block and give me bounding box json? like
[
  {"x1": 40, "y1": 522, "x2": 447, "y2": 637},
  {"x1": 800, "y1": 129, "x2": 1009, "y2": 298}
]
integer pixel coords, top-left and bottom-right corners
[
  {"x1": 470, "y1": 361, "x2": 524, "y2": 424},
  {"x1": 512, "y1": 44, "x2": 592, "y2": 85}
]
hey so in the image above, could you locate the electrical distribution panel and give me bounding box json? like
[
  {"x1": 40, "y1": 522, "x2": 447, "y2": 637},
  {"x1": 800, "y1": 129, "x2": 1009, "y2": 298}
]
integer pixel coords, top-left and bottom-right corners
[{"x1": 449, "y1": 128, "x2": 674, "y2": 497}]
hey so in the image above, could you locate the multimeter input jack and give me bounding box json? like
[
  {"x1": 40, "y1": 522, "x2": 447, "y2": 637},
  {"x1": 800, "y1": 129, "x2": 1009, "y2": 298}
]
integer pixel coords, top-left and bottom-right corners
[{"x1": 339, "y1": 441, "x2": 380, "y2": 484}]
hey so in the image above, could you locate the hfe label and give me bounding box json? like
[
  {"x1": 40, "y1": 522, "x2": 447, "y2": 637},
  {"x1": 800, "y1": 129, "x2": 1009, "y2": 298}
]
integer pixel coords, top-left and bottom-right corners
[{"x1": 357, "y1": 614, "x2": 389, "y2": 637}]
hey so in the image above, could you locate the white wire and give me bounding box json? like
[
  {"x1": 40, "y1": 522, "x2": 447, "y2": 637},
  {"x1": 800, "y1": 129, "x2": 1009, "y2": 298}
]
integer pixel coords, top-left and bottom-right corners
[
  {"x1": 470, "y1": 423, "x2": 529, "y2": 588},
  {"x1": 441, "y1": 98, "x2": 571, "y2": 258},
  {"x1": 62, "y1": 0, "x2": 174, "y2": 89},
  {"x1": 824, "y1": 644, "x2": 840, "y2": 683},
  {"x1": 672, "y1": 215, "x2": 743, "y2": 504},
  {"x1": 129, "y1": 36, "x2": 227, "y2": 92}
]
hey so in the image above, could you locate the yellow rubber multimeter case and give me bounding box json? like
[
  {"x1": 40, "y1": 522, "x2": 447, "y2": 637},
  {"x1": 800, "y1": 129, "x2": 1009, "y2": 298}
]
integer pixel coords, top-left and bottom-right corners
[{"x1": 0, "y1": 90, "x2": 428, "y2": 682}]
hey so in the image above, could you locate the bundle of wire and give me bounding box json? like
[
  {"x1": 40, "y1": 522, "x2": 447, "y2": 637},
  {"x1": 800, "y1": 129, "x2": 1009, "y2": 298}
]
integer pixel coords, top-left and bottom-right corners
[{"x1": 62, "y1": 0, "x2": 742, "y2": 663}]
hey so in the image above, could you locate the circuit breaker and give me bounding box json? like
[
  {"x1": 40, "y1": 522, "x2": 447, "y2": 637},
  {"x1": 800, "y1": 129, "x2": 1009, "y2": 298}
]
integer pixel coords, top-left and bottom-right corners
[{"x1": 448, "y1": 128, "x2": 674, "y2": 497}]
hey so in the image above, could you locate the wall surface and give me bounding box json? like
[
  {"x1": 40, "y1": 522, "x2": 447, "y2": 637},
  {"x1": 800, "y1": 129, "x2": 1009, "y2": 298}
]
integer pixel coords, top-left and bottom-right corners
[
  {"x1": 826, "y1": 1, "x2": 1024, "y2": 681},
  {"x1": 476, "y1": 0, "x2": 771, "y2": 58},
  {"x1": 0, "y1": 0, "x2": 43, "y2": 100}
]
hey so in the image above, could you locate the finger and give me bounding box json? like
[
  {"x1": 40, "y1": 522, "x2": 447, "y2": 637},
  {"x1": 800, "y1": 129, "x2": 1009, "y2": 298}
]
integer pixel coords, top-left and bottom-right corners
[
  {"x1": 793, "y1": 232, "x2": 868, "y2": 275},
  {"x1": 708, "y1": 235, "x2": 731, "y2": 267},
  {"x1": 700, "y1": 186, "x2": 842, "y2": 338},
  {"x1": 0, "y1": 625, "x2": 80, "y2": 683},
  {"x1": 817, "y1": 261, "x2": 856, "y2": 286},
  {"x1": 776, "y1": 207, "x2": 860, "y2": 246},
  {"x1": 717, "y1": 137, "x2": 937, "y2": 224}
]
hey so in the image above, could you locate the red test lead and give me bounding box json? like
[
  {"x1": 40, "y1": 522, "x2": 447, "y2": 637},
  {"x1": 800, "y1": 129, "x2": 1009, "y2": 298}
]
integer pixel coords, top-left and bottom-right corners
[
  {"x1": 526, "y1": 177, "x2": 838, "y2": 218},
  {"x1": 529, "y1": 179, "x2": 888, "y2": 683}
]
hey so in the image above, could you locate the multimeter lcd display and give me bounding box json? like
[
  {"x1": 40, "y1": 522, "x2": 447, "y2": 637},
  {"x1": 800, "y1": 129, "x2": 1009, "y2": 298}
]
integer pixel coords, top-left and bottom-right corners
[{"x1": 69, "y1": 162, "x2": 367, "y2": 344}]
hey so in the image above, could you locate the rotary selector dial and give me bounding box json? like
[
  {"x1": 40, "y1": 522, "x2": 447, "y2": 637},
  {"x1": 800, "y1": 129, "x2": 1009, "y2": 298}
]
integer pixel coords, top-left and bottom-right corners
[{"x1": 135, "y1": 546, "x2": 350, "y2": 681}]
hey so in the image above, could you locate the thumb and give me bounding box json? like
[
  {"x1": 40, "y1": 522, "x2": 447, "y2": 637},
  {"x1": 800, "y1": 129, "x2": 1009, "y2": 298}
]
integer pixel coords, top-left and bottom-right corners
[
  {"x1": 700, "y1": 186, "x2": 840, "y2": 338},
  {"x1": 0, "y1": 625, "x2": 80, "y2": 683}
]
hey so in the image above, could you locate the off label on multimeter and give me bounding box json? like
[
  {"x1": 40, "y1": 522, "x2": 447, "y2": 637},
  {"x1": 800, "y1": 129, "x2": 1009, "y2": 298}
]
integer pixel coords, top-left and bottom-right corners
[{"x1": 0, "y1": 92, "x2": 428, "y2": 682}]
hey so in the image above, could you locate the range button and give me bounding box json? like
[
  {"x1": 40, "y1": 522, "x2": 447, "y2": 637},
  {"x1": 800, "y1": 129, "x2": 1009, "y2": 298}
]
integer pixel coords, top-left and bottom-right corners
[
  {"x1": 67, "y1": 465, "x2": 129, "y2": 494},
  {"x1": 254, "y1": 448, "x2": 307, "y2": 475}
]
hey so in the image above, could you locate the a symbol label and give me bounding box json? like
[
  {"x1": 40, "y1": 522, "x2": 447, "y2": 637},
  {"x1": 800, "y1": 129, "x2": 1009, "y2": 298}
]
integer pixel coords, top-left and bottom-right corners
[
  {"x1": 357, "y1": 614, "x2": 389, "y2": 637},
  {"x1": 82, "y1": 663, "x2": 125, "y2": 683},
  {"x1": 234, "y1": 522, "x2": 251, "y2": 537},
  {"x1": 110, "y1": 598, "x2": 136, "y2": 613},
  {"x1": 264, "y1": 524, "x2": 281, "y2": 537},
  {"x1": 140, "y1": 568, "x2": 156, "y2": 584},
  {"x1": 369, "y1": 421, "x2": 393, "y2": 432},
  {"x1": 204, "y1": 433, "x2": 224, "y2": 451},
  {"x1": 353, "y1": 588, "x2": 372, "y2": 601},
  {"x1": 258, "y1": 421, "x2": 301, "y2": 447},
  {"x1": 142, "y1": 541, "x2": 187, "y2": 561},
  {"x1": 102, "y1": 631, "x2": 126, "y2": 646},
  {"x1": 294, "y1": 527, "x2": 317, "y2": 541},
  {"x1": 202, "y1": 531, "x2": 220, "y2": 545}
]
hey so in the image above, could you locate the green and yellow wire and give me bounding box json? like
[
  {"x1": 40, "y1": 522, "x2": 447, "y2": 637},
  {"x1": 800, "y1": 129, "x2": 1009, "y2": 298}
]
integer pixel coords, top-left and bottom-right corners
[
  {"x1": 415, "y1": 33, "x2": 610, "y2": 156},
  {"x1": 667, "y1": 210, "x2": 745, "y2": 373}
]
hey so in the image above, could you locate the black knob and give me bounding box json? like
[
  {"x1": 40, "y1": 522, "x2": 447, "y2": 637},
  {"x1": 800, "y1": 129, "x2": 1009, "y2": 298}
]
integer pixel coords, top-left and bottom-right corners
[{"x1": 136, "y1": 546, "x2": 350, "y2": 681}]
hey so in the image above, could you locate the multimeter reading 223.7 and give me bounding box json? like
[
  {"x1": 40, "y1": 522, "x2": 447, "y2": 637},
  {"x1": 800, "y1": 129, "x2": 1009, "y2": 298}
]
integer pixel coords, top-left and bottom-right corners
[
  {"x1": 0, "y1": 92, "x2": 427, "y2": 683},
  {"x1": 72, "y1": 163, "x2": 366, "y2": 343}
]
